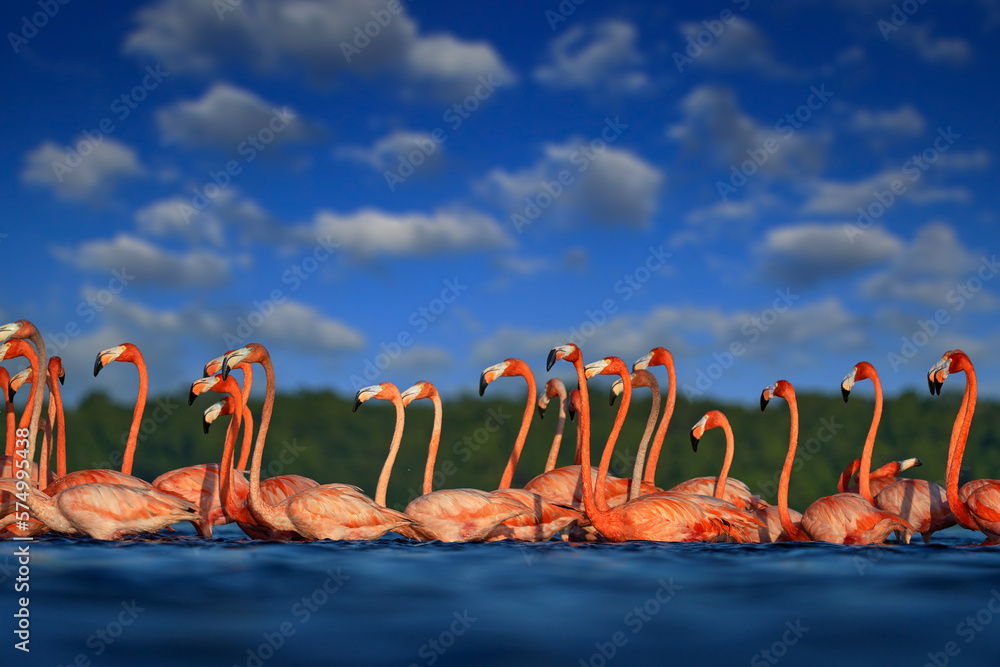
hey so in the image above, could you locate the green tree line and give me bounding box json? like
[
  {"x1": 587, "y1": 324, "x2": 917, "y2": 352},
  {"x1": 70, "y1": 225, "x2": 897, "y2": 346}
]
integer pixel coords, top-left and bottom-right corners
[{"x1": 26, "y1": 384, "x2": 998, "y2": 512}]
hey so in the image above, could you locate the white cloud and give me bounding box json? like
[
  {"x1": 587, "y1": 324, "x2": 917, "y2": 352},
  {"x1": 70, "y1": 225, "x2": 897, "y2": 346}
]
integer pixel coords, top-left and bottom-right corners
[
  {"x1": 862, "y1": 222, "x2": 995, "y2": 308},
  {"x1": 533, "y1": 20, "x2": 650, "y2": 96},
  {"x1": 124, "y1": 0, "x2": 515, "y2": 97},
  {"x1": 335, "y1": 130, "x2": 443, "y2": 172},
  {"x1": 51, "y1": 234, "x2": 234, "y2": 288},
  {"x1": 481, "y1": 137, "x2": 663, "y2": 227},
  {"x1": 305, "y1": 207, "x2": 514, "y2": 257},
  {"x1": 676, "y1": 17, "x2": 800, "y2": 78},
  {"x1": 157, "y1": 83, "x2": 316, "y2": 150},
  {"x1": 893, "y1": 24, "x2": 972, "y2": 65},
  {"x1": 801, "y1": 166, "x2": 971, "y2": 216},
  {"x1": 849, "y1": 104, "x2": 926, "y2": 135},
  {"x1": 668, "y1": 85, "x2": 828, "y2": 177},
  {"x1": 21, "y1": 138, "x2": 145, "y2": 202},
  {"x1": 252, "y1": 300, "x2": 365, "y2": 351},
  {"x1": 756, "y1": 222, "x2": 902, "y2": 286},
  {"x1": 135, "y1": 190, "x2": 285, "y2": 247}
]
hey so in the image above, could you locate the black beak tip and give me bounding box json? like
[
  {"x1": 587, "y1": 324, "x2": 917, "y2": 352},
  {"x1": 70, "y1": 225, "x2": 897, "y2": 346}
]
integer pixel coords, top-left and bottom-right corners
[
  {"x1": 760, "y1": 395, "x2": 770, "y2": 412},
  {"x1": 537, "y1": 405, "x2": 546, "y2": 419},
  {"x1": 93, "y1": 357, "x2": 103, "y2": 377},
  {"x1": 203, "y1": 420, "x2": 211, "y2": 435},
  {"x1": 188, "y1": 389, "x2": 197, "y2": 406},
  {"x1": 690, "y1": 433, "x2": 700, "y2": 452},
  {"x1": 546, "y1": 349, "x2": 558, "y2": 372},
  {"x1": 7, "y1": 387, "x2": 14, "y2": 403},
  {"x1": 609, "y1": 392, "x2": 617, "y2": 407},
  {"x1": 479, "y1": 376, "x2": 488, "y2": 397},
  {"x1": 841, "y1": 386, "x2": 850, "y2": 403},
  {"x1": 352, "y1": 397, "x2": 362, "y2": 413},
  {"x1": 58, "y1": 374, "x2": 65, "y2": 386}
]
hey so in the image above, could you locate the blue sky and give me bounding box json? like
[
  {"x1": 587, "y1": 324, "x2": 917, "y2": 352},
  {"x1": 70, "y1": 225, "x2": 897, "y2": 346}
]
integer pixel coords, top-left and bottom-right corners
[{"x1": 3, "y1": 0, "x2": 999, "y2": 407}]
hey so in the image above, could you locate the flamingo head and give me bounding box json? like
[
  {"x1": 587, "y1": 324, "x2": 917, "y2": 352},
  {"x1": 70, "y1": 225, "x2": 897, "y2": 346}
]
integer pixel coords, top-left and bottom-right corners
[
  {"x1": 8, "y1": 366, "x2": 32, "y2": 402},
  {"x1": 547, "y1": 344, "x2": 580, "y2": 371},
  {"x1": 0, "y1": 339, "x2": 34, "y2": 362},
  {"x1": 222, "y1": 343, "x2": 266, "y2": 381},
  {"x1": 760, "y1": 384, "x2": 776, "y2": 411},
  {"x1": 633, "y1": 347, "x2": 672, "y2": 372},
  {"x1": 0, "y1": 320, "x2": 29, "y2": 344},
  {"x1": 928, "y1": 350, "x2": 969, "y2": 395},
  {"x1": 584, "y1": 356, "x2": 628, "y2": 380},
  {"x1": 355, "y1": 382, "x2": 403, "y2": 411},
  {"x1": 203, "y1": 354, "x2": 227, "y2": 378},
  {"x1": 399, "y1": 381, "x2": 435, "y2": 407},
  {"x1": 202, "y1": 398, "x2": 234, "y2": 435},
  {"x1": 568, "y1": 389, "x2": 582, "y2": 421},
  {"x1": 189, "y1": 376, "x2": 220, "y2": 405},
  {"x1": 50, "y1": 357, "x2": 65, "y2": 385},
  {"x1": 536, "y1": 393, "x2": 551, "y2": 419},
  {"x1": 537, "y1": 378, "x2": 567, "y2": 418},
  {"x1": 479, "y1": 360, "x2": 510, "y2": 396},
  {"x1": 609, "y1": 377, "x2": 624, "y2": 406},
  {"x1": 841, "y1": 366, "x2": 859, "y2": 402},
  {"x1": 94, "y1": 344, "x2": 128, "y2": 376},
  {"x1": 690, "y1": 414, "x2": 709, "y2": 452}
]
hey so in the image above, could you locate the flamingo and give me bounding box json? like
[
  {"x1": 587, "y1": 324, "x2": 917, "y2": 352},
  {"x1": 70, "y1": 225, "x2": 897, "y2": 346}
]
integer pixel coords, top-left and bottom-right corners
[
  {"x1": 219, "y1": 344, "x2": 413, "y2": 540},
  {"x1": 41, "y1": 345, "x2": 158, "y2": 496},
  {"x1": 928, "y1": 350, "x2": 1000, "y2": 545},
  {"x1": 688, "y1": 409, "x2": 798, "y2": 542},
  {"x1": 760, "y1": 379, "x2": 911, "y2": 544},
  {"x1": 631, "y1": 346, "x2": 678, "y2": 488},
  {"x1": 548, "y1": 345, "x2": 761, "y2": 542},
  {"x1": 1, "y1": 367, "x2": 12, "y2": 458},
  {"x1": 536, "y1": 378, "x2": 569, "y2": 472},
  {"x1": 837, "y1": 457, "x2": 923, "y2": 495},
  {"x1": 0, "y1": 320, "x2": 200, "y2": 540},
  {"x1": 682, "y1": 410, "x2": 766, "y2": 510},
  {"x1": 4, "y1": 358, "x2": 67, "y2": 487},
  {"x1": 611, "y1": 369, "x2": 663, "y2": 501},
  {"x1": 0, "y1": 339, "x2": 53, "y2": 486},
  {"x1": 479, "y1": 359, "x2": 583, "y2": 541},
  {"x1": 842, "y1": 361, "x2": 954, "y2": 543},
  {"x1": 356, "y1": 381, "x2": 527, "y2": 542}
]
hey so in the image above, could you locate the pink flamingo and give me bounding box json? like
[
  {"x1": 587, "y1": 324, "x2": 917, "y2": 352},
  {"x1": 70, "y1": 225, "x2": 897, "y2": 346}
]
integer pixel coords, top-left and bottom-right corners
[
  {"x1": 683, "y1": 410, "x2": 765, "y2": 510},
  {"x1": 5, "y1": 357, "x2": 68, "y2": 487},
  {"x1": 536, "y1": 378, "x2": 569, "y2": 472},
  {"x1": 842, "y1": 361, "x2": 954, "y2": 543},
  {"x1": 0, "y1": 320, "x2": 200, "y2": 539},
  {"x1": 760, "y1": 379, "x2": 911, "y2": 544},
  {"x1": 837, "y1": 457, "x2": 923, "y2": 495},
  {"x1": 610, "y1": 369, "x2": 663, "y2": 501},
  {"x1": 220, "y1": 344, "x2": 413, "y2": 540},
  {"x1": 1, "y1": 367, "x2": 12, "y2": 458},
  {"x1": 479, "y1": 359, "x2": 584, "y2": 541},
  {"x1": 0, "y1": 339, "x2": 54, "y2": 486},
  {"x1": 688, "y1": 409, "x2": 798, "y2": 542},
  {"x1": 549, "y1": 345, "x2": 761, "y2": 542},
  {"x1": 357, "y1": 381, "x2": 527, "y2": 542},
  {"x1": 929, "y1": 350, "x2": 1000, "y2": 545},
  {"x1": 631, "y1": 346, "x2": 678, "y2": 488}
]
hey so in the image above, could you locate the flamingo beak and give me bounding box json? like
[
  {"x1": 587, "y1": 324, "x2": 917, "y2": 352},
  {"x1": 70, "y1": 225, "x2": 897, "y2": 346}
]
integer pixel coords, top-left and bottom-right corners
[
  {"x1": 93, "y1": 345, "x2": 125, "y2": 377},
  {"x1": 0, "y1": 321, "x2": 23, "y2": 344},
  {"x1": 632, "y1": 351, "x2": 652, "y2": 372},
  {"x1": 690, "y1": 415, "x2": 707, "y2": 452},
  {"x1": 8, "y1": 368, "x2": 30, "y2": 402},
  {"x1": 204, "y1": 355, "x2": 224, "y2": 378},
  {"x1": 203, "y1": 401, "x2": 225, "y2": 435},
  {"x1": 354, "y1": 384, "x2": 384, "y2": 412},
  {"x1": 58, "y1": 369, "x2": 65, "y2": 386},
  {"x1": 690, "y1": 431, "x2": 700, "y2": 452},
  {"x1": 0, "y1": 342, "x2": 10, "y2": 360},
  {"x1": 546, "y1": 348, "x2": 560, "y2": 372},
  {"x1": 760, "y1": 386, "x2": 773, "y2": 411},
  {"x1": 536, "y1": 395, "x2": 549, "y2": 419},
  {"x1": 479, "y1": 362, "x2": 508, "y2": 397},
  {"x1": 221, "y1": 346, "x2": 252, "y2": 381},
  {"x1": 189, "y1": 376, "x2": 218, "y2": 405},
  {"x1": 899, "y1": 457, "x2": 922, "y2": 470},
  {"x1": 609, "y1": 378, "x2": 623, "y2": 406},
  {"x1": 400, "y1": 383, "x2": 422, "y2": 407},
  {"x1": 584, "y1": 359, "x2": 609, "y2": 379}
]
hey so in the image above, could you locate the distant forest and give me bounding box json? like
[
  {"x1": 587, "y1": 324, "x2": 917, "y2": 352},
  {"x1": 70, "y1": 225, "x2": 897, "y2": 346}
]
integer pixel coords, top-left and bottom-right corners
[{"x1": 34, "y1": 383, "x2": 995, "y2": 512}]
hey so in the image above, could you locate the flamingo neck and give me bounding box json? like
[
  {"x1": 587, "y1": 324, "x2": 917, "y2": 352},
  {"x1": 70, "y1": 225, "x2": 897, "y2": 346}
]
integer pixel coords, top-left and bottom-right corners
[
  {"x1": 247, "y1": 354, "x2": 284, "y2": 529},
  {"x1": 39, "y1": 410, "x2": 52, "y2": 489},
  {"x1": 857, "y1": 372, "x2": 883, "y2": 504},
  {"x1": 629, "y1": 378, "x2": 660, "y2": 501},
  {"x1": 3, "y1": 371, "x2": 13, "y2": 457},
  {"x1": 19, "y1": 329, "x2": 57, "y2": 519},
  {"x1": 236, "y1": 407, "x2": 254, "y2": 471},
  {"x1": 594, "y1": 371, "x2": 629, "y2": 512},
  {"x1": 574, "y1": 358, "x2": 600, "y2": 520},
  {"x1": 220, "y1": 391, "x2": 253, "y2": 524},
  {"x1": 643, "y1": 359, "x2": 676, "y2": 486},
  {"x1": 375, "y1": 394, "x2": 406, "y2": 506},
  {"x1": 542, "y1": 390, "x2": 567, "y2": 473},
  {"x1": 120, "y1": 356, "x2": 148, "y2": 476},
  {"x1": 944, "y1": 375, "x2": 970, "y2": 485},
  {"x1": 946, "y1": 363, "x2": 977, "y2": 530},
  {"x1": 714, "y1": 418, "x2": 734, "y2": 500},
  {"x1": 498, "y1": 371, "x2": 536, "y2": 490},
  {"x1": 16, "y1": 351, "x2": 39, "y2": 434},
  {"x1": 837, "y1": 458, "x2": 861, "y2": 494},
  {"x1": 777, "y1": 392, "x2": 806, "y2": 541}
]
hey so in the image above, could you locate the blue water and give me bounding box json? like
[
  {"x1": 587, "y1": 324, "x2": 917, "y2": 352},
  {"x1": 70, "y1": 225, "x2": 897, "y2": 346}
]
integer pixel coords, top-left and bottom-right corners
[{"x1": 3, "y1": 526, "x2": 1000, "y2": 666}]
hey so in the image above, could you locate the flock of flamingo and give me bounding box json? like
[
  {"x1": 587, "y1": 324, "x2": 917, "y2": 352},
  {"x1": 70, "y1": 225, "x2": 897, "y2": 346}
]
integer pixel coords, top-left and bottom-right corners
[{"x1": 0, "y1": 317, "x2": 998, "y2": 546}]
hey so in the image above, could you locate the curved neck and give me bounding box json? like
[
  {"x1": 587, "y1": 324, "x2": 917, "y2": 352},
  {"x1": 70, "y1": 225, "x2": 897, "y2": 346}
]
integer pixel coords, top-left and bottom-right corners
[
  {"x1": 629, "y1": 378, "x2": 660, "y2": 501},
  {"x1": 498, "y1": 371, "x2": 536, "y2": 489},
  {"x1": 837, "y1": 458, "x2": 861, "y2": 494},
  {"x1": 777, "y1": 392, "x2": 806, "y2": 541},
  {"x1": 19, "y1": 329, "x2": 57, "y2": 519},
  {"x1": 594, "y1": 371, "x2": 629, "y2": 511},
  {"x1": 220, "y1": 392, "x2": 253, "y2": 524},
  {"x1": 420, "y1": 393, "x2": 443, "y2": 494},
  {"x1": 946, "y1": 363, "x2": 977, "y2": 529},
  {"x1": 3, "y1": 371, "x2": 13, "y2": 457},
  {"x1": 713, "y1": 418, "x2": 734, "y2": 500},
  {"x1": 39, "y1": 411, "x2": 52, "y2": 489},
  {"x1": 121, "y1": 356, "x2": 148, "y2": 476},
  {"x1": 644, "y1": 359, "x2": 676, "y2": 486},
  {"x1": 247, "y1": 354, "x2": 284, "y2": 528},
  {"x1": 857, "y1": 372, "x2": 883, "y2": 504},
  {"x1": 16, "y1": 352, "x2": 40, "y2": 434},
  {"x1": 236, "y1": 407, "x2": 254, "y2": 471},
  {"x1": 375, "y1": 393, "x2": 406, "y2": 506},
  {"x1": 944, "y1": 375, "x2": 970, "y2": 485},
  {"x1": 542, "y1": 391, "x2": 567, "y2": 473},
  {"x1": 51, "y1": 368, "x2": 66, "y2": 478},
  {"x1": 574, "y1": 357, "x2": 600, "y2": 520}
]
